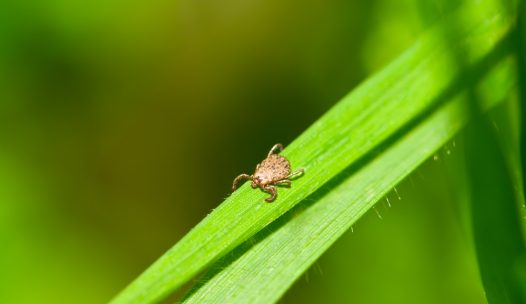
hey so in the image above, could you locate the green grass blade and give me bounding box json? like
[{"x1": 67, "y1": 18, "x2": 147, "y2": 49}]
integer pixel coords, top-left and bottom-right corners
[
  {"x1": 516, "y1": 1, "x2": 526, "y2": 219},
  {"x1": 465, "y1": 110, "x2": 526, "y2": 303},
  {"x1": 463, "y1": 1, "x2": 526, "y2": 297},
  {"x1": 110, "y1": 2, "x2": 516, "y2": 303},
  {"x1": 450, "y1": 1, "x2": 526, "y2": 302},
  {"x1": 181, "y1": 56, "x2": 516, "y2": 304},
  {"x1": 514, "y1": 1, "x2": 526, "y2": 297}
]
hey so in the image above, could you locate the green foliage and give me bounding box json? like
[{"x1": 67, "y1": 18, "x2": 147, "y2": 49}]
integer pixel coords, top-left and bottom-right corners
[
  {"x1": 465, "y1": 110, "x2": 526, "y2": 303},
  {"x1": 465, "y1": 1, "x2": 526, "y2": 303},
  {"x1": 110, "y1": 1, "x2": 524, "y2": 303}
]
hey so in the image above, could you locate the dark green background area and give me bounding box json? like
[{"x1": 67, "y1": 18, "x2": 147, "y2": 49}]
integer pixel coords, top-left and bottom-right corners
[{"x1": 0, "y1": 0, "x2": 500, "y2": 303}]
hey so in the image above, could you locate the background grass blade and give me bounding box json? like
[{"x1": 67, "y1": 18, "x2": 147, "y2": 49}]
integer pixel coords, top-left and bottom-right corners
[
  {"x1": 463, "y1": 2, "x2": 526, "y2": 296},
  {"x1": 516, "y1": 1, "x2": 526, "y2": 218},
  {"x1": 110, "y1": 1, "x2": 516, "y2": 303},
  {"x1": 450, "y1": 1, "x2": 526, "y2": 302},
  {"x1": 514, "y1": 1, "x2": 526, "y2": 296},
  {"x1": 465, "y1": 109, "x2": 526, "y2": 304}
]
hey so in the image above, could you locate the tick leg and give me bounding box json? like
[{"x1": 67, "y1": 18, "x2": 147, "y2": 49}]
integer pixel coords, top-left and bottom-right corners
[
  {"x1": 232, "y1": 174, "x2": 252, "y2": 191},
  {"x1": 261, "y1": 185, "x2": 277, "y2": 202},
  {"x1": 267, "y1": 143, "x2": 284, "y2": 157},
  {"x1": 287, "y1": 168, "x2": 304, "y2": 179},
  {"x1": 275, "y1": 179, "x2": 291, "y2": 187}
]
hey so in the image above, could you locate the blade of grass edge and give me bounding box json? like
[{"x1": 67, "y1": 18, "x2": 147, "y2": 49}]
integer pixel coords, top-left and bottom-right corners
[
  {"x1": 180, "y1": 55, "x2": 517, "y2": 304},
  {"x1": 514, "y1": 0, "x2": 526, "y2": 297},
  {"x1": 517, "y1": 0, "x2": 526, "y2": 212},
  {"x1": 463, "y1": 0, "x2": 526, "y2": 302},
  {"x1": 110, "y1": 2, "x2": 515, "y2": 303},
  {"x1": 465, "y1": 96, "x2": 526, "y2": 303}
]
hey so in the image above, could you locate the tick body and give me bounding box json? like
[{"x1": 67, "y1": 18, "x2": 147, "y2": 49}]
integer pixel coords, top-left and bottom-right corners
[{"x1": 232, "y1": 143, "x2": 304, "y2": 202}]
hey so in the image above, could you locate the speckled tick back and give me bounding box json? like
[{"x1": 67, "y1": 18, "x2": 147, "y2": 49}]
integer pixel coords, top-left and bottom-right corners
[{"x1": 232, "y1": 143, "x2": 304, "y2": 202}]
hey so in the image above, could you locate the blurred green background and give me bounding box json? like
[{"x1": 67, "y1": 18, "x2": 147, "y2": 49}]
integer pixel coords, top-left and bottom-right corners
[{"x1": 0, "y1": 0, "x2": 488, "y2": 303}]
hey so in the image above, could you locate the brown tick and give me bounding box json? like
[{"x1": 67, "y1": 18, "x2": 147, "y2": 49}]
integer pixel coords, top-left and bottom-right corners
[{"x1": 232, "y1": 143, "x2": 304, "y2": 202}]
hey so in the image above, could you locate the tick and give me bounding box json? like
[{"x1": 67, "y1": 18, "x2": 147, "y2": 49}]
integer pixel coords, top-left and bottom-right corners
[{"x1": 232, "y1": 143, "x2": 304, "y2": 202}]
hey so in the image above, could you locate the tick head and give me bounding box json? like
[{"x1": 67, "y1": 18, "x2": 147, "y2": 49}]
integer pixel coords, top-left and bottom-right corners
[{"x1": 251, "y1": 177, "x2": 260, "y2": 188}]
